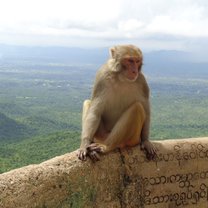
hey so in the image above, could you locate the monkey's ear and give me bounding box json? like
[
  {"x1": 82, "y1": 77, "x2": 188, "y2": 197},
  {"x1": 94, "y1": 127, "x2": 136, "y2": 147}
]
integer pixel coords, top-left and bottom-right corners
[
  {"x1": 110, "y1": 46, "x2": 117, "y2": 59},
  {"x1": 137, "y1": 48, "x2": 143, "y2": 58}
]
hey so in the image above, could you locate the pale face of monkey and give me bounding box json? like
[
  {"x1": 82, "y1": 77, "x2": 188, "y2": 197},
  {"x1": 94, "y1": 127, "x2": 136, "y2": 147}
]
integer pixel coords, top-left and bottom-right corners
[{"x1": 121, "y1": 56, "x2": 142, "y2": 81}]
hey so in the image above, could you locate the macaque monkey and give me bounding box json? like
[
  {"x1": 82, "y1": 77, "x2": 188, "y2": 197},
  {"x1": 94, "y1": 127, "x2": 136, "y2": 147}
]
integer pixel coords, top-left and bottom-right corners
[{"x1": 78, "y1": 44, "x2": 156, "y2": 161}]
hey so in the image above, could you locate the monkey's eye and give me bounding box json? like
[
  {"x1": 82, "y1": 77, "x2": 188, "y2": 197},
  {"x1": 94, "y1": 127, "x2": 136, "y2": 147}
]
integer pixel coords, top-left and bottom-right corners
[{"x1": 128, "y1": 59, "x2": 134, "y2": 63}]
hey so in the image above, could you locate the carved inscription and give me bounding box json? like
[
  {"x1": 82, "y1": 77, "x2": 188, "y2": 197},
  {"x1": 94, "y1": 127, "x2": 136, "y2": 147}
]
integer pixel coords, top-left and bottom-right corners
[
  {"x1": 143, "y1": 172, "x2": 208, "y2": 206},
  {"x1": 121, "y1": 141, "x2": 208, "y2": 207},
  {"x1": 156, "y1": 143, "x2": 208, "y2": 166},
  {"x1": 126, "y1": 143, "x2": 208, "y2": 165}
]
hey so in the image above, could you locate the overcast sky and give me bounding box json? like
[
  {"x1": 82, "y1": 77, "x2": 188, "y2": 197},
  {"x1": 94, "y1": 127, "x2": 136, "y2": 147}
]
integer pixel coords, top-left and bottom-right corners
[{"x1": 0, "y1": 0, "x2": 208, "y2": 55}]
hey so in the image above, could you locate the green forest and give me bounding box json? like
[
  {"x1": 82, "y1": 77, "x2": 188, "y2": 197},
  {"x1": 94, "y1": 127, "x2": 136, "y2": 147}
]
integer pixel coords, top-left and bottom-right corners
[{"x1": 0, "y1": 59, "x2": 208, "y2": 173}]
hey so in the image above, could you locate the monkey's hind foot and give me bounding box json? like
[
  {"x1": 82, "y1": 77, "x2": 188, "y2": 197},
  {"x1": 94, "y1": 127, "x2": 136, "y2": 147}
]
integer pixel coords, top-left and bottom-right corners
[{"x1": 140, "y1": 140, "x2": 157, "y2": 160}]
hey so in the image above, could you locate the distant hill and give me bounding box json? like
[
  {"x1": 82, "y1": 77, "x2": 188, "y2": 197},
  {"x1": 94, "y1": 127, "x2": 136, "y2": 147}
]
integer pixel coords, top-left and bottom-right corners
[
  {"x1": 0, "y1": 44, "x2": 194, "y2": 63},
  {"x1": 0, "y1": 113, "x2": 30, "y2": 140},
  {"x1": 0, "y1": 44, "x2": 208, "y2": 78},
  {"x1": 0, "y1": 44, "x2": 109, "y2": 64},
  {"x1": 144, "y1": 51, "x2": 208, "y2": 78}
]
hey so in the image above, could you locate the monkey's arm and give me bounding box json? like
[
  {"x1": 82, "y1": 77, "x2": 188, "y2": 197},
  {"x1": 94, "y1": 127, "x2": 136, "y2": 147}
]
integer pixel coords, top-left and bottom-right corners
[
  {"x1": 78, "y1": 99, "x2": 104, "y2": 161},
  {"x1": 140, "y1": 101, "x2": 157, "y2": 159},
  {"x1": 140, "y1": 77, "x2": 157, "y2": 159},
  {"x1": 141, "y1": 99, "x2": 150, "y2": 141},
  {"x1": 140, "y1": 74, "x2": 151, "y2": 142},
  {"x1": 81, "y1": 101, "x2": 102, "y2": 143}
]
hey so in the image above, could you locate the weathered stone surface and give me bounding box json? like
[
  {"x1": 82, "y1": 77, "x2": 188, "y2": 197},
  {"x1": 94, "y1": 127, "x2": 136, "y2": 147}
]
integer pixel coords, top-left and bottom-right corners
[{"x1": 1, "y1": 137, "x2": 208, "y2": 208}]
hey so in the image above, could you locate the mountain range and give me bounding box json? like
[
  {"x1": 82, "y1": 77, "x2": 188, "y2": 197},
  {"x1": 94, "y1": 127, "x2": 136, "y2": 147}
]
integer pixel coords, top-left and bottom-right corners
[{"x1": 0, "y1": 44, "x2": 207, "y2": 78}]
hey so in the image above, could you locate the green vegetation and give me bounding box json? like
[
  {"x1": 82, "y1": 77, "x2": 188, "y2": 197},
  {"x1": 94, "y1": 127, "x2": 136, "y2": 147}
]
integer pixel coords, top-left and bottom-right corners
[
  {"x1": 0, "y1": 131, "x2": 80, "y2": 173},
  {"x1": 150, "y1": 78, "x2": 208, "y2": 139},
  {"x1": 0, "y1": 60, "x2": 208, "y2": 173}
]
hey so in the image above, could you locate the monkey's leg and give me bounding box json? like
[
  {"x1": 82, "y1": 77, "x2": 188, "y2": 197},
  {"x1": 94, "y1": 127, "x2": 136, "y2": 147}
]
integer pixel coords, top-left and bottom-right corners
[
  {"x1": 88, "y1": 102, "x2": 145, "y2": 153},
  {"x1": 94, "y1": 119, "x2": 109, "y2": 142}
]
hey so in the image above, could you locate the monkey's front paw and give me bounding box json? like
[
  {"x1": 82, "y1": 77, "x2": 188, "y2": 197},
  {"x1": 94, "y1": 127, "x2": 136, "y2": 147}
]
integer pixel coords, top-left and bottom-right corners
[
  {"x1": 77, "y1": 148, "x2": 88, "y2": 161},
  {"x1": 87, "y1": 143, "x2": 107, "y2": 162},
  {"x1": 140, "y1": 140, "x2": 157, "y2": 160},
  {"x1": 87, "y1": 143, "x2": 106, "y2": 153}
]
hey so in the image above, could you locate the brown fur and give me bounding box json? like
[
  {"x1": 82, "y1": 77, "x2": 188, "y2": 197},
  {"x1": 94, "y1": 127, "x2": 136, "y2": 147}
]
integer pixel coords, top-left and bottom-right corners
[{"x1": 78, "y1": 45, "x2": 156, "y2": 161}]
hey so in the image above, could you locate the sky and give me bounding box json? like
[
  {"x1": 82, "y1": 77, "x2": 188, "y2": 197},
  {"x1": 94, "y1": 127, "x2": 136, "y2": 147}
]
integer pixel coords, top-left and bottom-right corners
[{"x1": 0, "y1": 0, "x2": 208, "y2": 55}]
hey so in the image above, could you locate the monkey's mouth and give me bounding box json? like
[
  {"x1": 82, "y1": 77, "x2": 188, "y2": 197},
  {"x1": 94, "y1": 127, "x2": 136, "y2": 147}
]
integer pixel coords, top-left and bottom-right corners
[{"x1": 127, "y1": 69, "x2": 138, "y2": 80}]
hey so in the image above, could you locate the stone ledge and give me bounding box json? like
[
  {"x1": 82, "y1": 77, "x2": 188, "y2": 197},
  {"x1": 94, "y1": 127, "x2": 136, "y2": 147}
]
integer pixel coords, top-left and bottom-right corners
[{"x1": 0, "y1": 137, "x2": 208, "y2": 208}]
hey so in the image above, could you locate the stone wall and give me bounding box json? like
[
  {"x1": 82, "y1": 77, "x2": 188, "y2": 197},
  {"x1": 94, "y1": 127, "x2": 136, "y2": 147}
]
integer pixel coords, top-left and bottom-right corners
[{"x1": 1, "y1": 137, "x2": 208, "y2": 208}]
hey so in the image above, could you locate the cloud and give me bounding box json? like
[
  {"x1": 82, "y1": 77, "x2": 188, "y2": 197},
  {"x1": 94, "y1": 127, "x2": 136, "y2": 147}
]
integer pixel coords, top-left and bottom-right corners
[
  {"x1": 0, "y1": 0, "x2": 207, "y2": 51},
  {"x1": 145, "y1": 5, "x2": 208, "y2": 37},
  {"x1": 118, "y1": 19, "x2": 144, "y2": 32}
]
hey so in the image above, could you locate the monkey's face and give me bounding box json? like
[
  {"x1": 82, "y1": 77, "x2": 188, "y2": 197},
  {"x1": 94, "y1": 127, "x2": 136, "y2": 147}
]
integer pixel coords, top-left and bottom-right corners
[
  {"x1": 121, "y1": 56, "x2": 142, "y2": 81},
  {"x1": 110, "y1": 45, "x2": 143, "y2": 82}
]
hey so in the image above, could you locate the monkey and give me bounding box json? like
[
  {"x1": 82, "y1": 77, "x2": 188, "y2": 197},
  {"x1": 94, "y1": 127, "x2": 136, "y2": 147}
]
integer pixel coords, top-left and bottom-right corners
[{"x1": 78, "y1": 44, "x2": 157, "y2": 162}]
